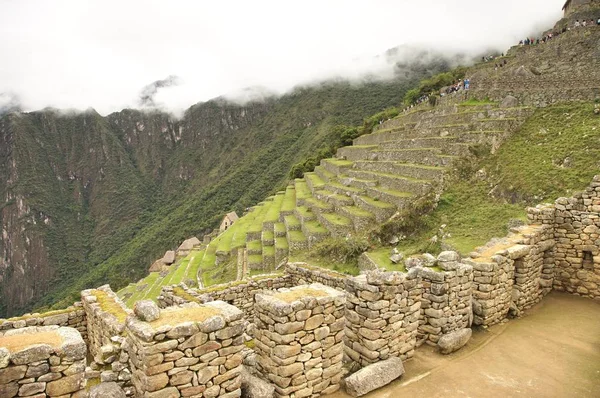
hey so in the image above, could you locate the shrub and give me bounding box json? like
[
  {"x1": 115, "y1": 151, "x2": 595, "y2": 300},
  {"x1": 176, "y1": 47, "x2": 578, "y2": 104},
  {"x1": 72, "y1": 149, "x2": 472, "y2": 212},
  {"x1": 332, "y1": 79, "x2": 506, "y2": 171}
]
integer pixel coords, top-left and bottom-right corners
[{"x1": 313, "y1": 237, "x2": 370, "y2": 265}]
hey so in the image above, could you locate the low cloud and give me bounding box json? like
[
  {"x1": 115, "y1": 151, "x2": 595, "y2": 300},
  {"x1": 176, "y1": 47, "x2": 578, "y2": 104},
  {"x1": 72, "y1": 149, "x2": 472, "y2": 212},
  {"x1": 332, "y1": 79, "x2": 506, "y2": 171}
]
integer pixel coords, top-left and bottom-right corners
[{"x1": 0, "y1": 0, "x2": 564, "y2": 115}]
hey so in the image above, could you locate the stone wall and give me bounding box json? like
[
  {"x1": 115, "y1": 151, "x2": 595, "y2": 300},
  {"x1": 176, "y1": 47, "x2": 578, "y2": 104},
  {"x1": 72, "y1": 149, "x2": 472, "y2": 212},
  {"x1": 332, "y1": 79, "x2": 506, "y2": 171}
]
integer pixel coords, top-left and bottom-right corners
[
  {"x1": 126, "y1": 301, "x2": 245, "y2": 398},
  {"x1": 159, "y1": 274, "x2": 292, "y2": 319},
  {"x1": 418, "y1": 253, "x2": 473, "y2": 346},
  {"x1": 465, "y1": 223, "x2": 558, "y2": 326},
  {"x1": 0, "y1": 326, "x2": 87, "y2": 398},
  {"x1": 551, "y1": 176, "x2": 600, "y2": 299},
  {"x1": 81, "y1": 285, "x2": 133, "y2": 390},
  {"x1": 286, "y1": 263, "x2": 346, "y2": 290},
  {"x1": 0, "y1": 304, "x2": 87, "y2": 341},
  {"x1": 254, "y1": 284, "x2": 346, "y2": 397},
  {"x1": 344, "y1": 269, "x2": 421, "y2": 368}
]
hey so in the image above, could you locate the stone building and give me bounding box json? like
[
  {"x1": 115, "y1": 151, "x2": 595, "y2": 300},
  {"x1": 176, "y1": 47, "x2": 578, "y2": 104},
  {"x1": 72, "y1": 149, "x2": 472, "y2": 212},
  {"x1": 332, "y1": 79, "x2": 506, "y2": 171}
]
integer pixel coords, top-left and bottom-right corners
[{"x1": 219, "y1": 211, "x2": 239, "y2": 232}]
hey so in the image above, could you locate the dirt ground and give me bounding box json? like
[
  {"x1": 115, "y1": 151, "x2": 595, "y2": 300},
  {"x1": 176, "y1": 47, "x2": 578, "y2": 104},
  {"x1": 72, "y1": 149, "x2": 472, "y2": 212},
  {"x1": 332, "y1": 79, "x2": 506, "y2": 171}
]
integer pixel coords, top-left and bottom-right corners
[{"x1": 331, "y1": 292, "x2": 600, "y2": 398}]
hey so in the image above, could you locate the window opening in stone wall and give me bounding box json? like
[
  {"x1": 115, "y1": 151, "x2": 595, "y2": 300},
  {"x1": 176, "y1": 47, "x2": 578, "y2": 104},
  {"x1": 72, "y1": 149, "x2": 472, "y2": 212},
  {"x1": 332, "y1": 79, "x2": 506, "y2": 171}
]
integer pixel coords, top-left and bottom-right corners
[{"x1": 582, "y1": 251, "x2": 594, "y2": 269}]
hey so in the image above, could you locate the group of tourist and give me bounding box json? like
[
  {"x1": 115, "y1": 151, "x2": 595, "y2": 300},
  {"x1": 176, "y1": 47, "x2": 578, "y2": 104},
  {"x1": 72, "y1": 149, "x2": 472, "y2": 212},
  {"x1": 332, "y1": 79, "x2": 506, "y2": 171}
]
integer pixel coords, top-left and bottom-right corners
[
  {"x1": 520, "y1": 17, "x2": 599, "y2": 48},
  {"x1": 574, "y1": 18, "x2": 600, "y2": 27},
  {"x1": 402, "y1": 78, "x2": 471, "y2": 113}
]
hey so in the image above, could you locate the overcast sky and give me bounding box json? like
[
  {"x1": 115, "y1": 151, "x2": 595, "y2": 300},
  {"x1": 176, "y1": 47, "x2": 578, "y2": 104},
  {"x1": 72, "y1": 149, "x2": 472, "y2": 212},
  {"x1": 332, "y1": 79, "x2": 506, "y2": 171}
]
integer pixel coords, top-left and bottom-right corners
[{"x1": 0, "y1": 0, "x2": 564, "y2": 115}]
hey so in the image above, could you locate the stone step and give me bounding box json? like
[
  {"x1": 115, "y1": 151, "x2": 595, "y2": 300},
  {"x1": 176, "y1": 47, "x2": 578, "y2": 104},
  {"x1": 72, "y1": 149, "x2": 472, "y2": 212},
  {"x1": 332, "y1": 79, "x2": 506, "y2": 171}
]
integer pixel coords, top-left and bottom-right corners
[
  {"x1": 248, "y1": 253, "x2": 264, "y2": 270},
  {"x1": 338, "y1": 206, "x2": 377, "y2": 234},
  {"x1": 314, "y1": 165, "x2": 336, "y2": 183},
  {"x1": 345, "y1": 169, "x2": 433, "y2": 195},
  {"x1": 301, "y1": 220, "x2": 331, "y2": 246},
  {"x1": 294, "y1": 206, "x2": 317, "y2": 224},
  {"x1": 337, "y1": 145, "x2": 378, "y2": 161},
  {"x1": 352, "y1": 161, "x2": 446, "y2": 180},
  {"x1": 246, "y1": 240, "x2": 263, "y2": 256},
  {"x1": 287, "y1": 230, "x2": 308, "y2": 253},
  {"x1": 323, "y1": 180, "x2": 366, "y2": 196},
  {"x1": 317, "y1": 212, "x2": 355, "y2": 238},
  {"x1": 294, "y1": 179, "x2": 312, "y2": 206},
  {"x1": 339, "y1": 175, "x2": 379, "y2": 191},
  {"x1": 365, "y1": 186, "x2": 415, "y2": 209},
  {"x1": 379, "y1": 136, "x2": 458, "y2": 150},
  {"x1": 304, "y1": 197, "x2": 335, "y2": 215},
  {"x1": 314, "y1": 189, "x2": 356, "y2": 208},
  {"x1": 353, "y1": 128, "x2": 409, "y2": 146},
  {"x1": 284, "y1": 214, "x2": 302, "y2": 231},
  {"x1": 261, "y1": 230, "x2": 274, "y2": 246},
  {"x1": 304, "y1": 172, "x2": 326, "y2": 195},
  {"x1": 321, "y1": 158, "x2": 354, "y2": 175},
  {"x1": 274, "y1": 222, "x2": 287, "y2": 238},
  {"x1": 366, "y1": 149, "x2": 457, "y2": 167},
  {"x1": 353, "y1": 195, "x2": 397, "y2": 223},
  {"x1": 262, "y1": 246, "x2": 275, "y2": 269}
]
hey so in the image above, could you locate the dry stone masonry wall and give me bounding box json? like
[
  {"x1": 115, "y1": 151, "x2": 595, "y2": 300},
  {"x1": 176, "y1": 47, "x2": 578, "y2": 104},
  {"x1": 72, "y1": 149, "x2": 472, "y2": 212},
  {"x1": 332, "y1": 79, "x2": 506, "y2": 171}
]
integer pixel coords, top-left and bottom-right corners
[
  {"x1": 254, "y1": 284, "x2": 346, "y2": 398},
  {"x1": 126, "y1": 301, "x2": 246, "y2": 398},
  {"x1": 0, "y1": 326, "x2": 87, "y2": 398},
  {"x1": 543, "y1": 176, "x2": 600, "y2": 299},
  {"x1": 417, "y1": 253, "x2": 473, "y2": 346},
  {"x1": 0, "y1": 304, "x2": 87, "y2": 341},
  {"x1": 81, "y1": 285, "x2": 134, "y2": 391},
  {"x1": 344, "y1": 269, "x2": 421, "y2": 368}
]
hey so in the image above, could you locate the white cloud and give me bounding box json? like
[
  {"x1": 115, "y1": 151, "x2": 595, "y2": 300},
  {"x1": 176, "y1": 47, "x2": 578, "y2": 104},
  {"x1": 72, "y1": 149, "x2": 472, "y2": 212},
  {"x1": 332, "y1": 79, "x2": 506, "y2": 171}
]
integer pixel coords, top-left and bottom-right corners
[{"x1": 0, "y1": 0, "x2": 564, "y2": 114}]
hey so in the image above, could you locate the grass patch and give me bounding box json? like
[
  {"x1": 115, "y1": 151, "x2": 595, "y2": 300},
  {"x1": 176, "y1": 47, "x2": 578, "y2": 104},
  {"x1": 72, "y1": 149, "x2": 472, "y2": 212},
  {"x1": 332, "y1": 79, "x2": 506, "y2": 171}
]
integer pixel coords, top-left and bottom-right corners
[
  {"x1": 281, "y1": 186, "x2": 297, "y2": 212},
  {"x1": 288, "y1": 230, "x2": 307, "y2": 242},
  {"x1": 367, "y1": 248, "x2": 407, "y2": 272},
  {"x1": 322, "y1": 213, "x2": 352, "y2": 226},
  {"x1": 458, "y1": 98, "x2": 497, "y2": 107},
  {"x1": 358, "y1": 195, "x2": 395, "y2": 209},
  {"x1": 295, "y1": 179, "x2": 312, "y2": 201},
  {"x1": 173, "y1": 286, "x2": 201, "y2": 303},
  {"x1": 275, "y1": 238, "x2": 289, "y2": 249},
  {"x1": 91, "y1": 289, "x2": 129, "y2": 323}
]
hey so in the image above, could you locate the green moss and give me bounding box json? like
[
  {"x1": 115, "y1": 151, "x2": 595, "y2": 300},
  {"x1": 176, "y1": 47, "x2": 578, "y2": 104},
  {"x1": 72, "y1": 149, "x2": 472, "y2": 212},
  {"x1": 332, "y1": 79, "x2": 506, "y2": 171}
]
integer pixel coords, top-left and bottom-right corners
[
  {"x1": 173, "y1": 286, "x2": 201, "y2": 303},
  {"x1": 91, "y1": 289, "x2": 129, "y2": 323}
]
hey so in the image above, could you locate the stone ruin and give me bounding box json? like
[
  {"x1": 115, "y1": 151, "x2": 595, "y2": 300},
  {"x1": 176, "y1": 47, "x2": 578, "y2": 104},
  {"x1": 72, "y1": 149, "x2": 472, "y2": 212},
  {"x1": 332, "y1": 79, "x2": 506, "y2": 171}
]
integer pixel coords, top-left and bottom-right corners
[{"x1": 0, "y1": 180, "x2": 599, "y2": 398}]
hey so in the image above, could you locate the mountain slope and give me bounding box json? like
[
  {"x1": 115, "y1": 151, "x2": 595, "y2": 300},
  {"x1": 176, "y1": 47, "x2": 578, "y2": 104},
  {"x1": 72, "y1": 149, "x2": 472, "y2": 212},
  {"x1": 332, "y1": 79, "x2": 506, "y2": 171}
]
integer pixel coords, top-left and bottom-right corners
[{"x1": 1, "y1": 61, "x2": 459, "y2": 315}]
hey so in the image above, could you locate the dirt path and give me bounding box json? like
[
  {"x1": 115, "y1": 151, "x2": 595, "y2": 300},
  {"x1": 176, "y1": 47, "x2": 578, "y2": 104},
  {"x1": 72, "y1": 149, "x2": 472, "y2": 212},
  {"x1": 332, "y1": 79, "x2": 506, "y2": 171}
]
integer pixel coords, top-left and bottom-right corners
[{"x1": 330, "y1": 292, "x2": 600, "y2": 398}]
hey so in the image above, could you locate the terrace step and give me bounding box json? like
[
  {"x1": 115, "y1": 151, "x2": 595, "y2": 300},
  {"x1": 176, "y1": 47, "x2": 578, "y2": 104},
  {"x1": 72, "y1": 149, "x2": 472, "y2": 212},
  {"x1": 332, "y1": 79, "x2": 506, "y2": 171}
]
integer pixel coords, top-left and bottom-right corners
[
  {"x1": 246, "y1": 240, "x2": 263, "y2": 255},
  {"x1": 284, "y1": 214, "x2": 302, "y2": 231},
  {"x1": 261, "y1": 230, "x2": 274, "y2": 246},
  {"x1": 294, "y1": 179, "x2": 312, "y2": 206},
  {"x1": 321, "y1": 158, "x2": 354, "y2": 175},
  {"x1": 314, "y1": 189, "x2": 355, "y2": 208},
  {"x1": 294, "y1": 206, "x2": 317, "y2": 224},
  {"x1": 352, "y1": 161, "x2": 446, "y2": 180},
  {"x1": 365, "y1": 187, "x2": 414, "y2": 209},
  {"x1": 323, "y1": 180, "x2": 366, "y2": 196},
  {"x1": 287, "y1": 230, "x2": 308, "y2": 254},
  {"x1": 317, "y1": 212, "x2": 355, "y2": 238},
  {"x1": 280, "y1": 185, "x2": 297, "y2": 220},
  {"x1": 379, "y1": 136, "x2": 458, "y2": 150},
  {"x1": 338, "y1": 206, "x2": 377, "y2": 234},
  {"x1": 262, "y1": 246, "x2": 275, "y2": 269},
  {"x1": 353, "y1": 195, "x2": 397, "y2": 223},
  {"x1": 339, "y1": 175, "x2": 379, "y2": 191},
  {"x1": 274, "y1": 222, "x2": 287, "y2": 238},
  {"x1": 301, "y1": 220, "x2": 331, "y2": 246},
  {"x1": 314, "y1": 165, "x2": 336, "y2": 183},
  {"x1": 305, "y1": 172, "x2": 326, "y2": 195},
  {"x1": 345, "y1": 169, "x2": 433, "y2": 195},
  {"x1": 368, "y1": 150, "x2": 458, "y2": 167},
  {"x1": 304, "y1": 197, "x2": 335, "y2": 215}
]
